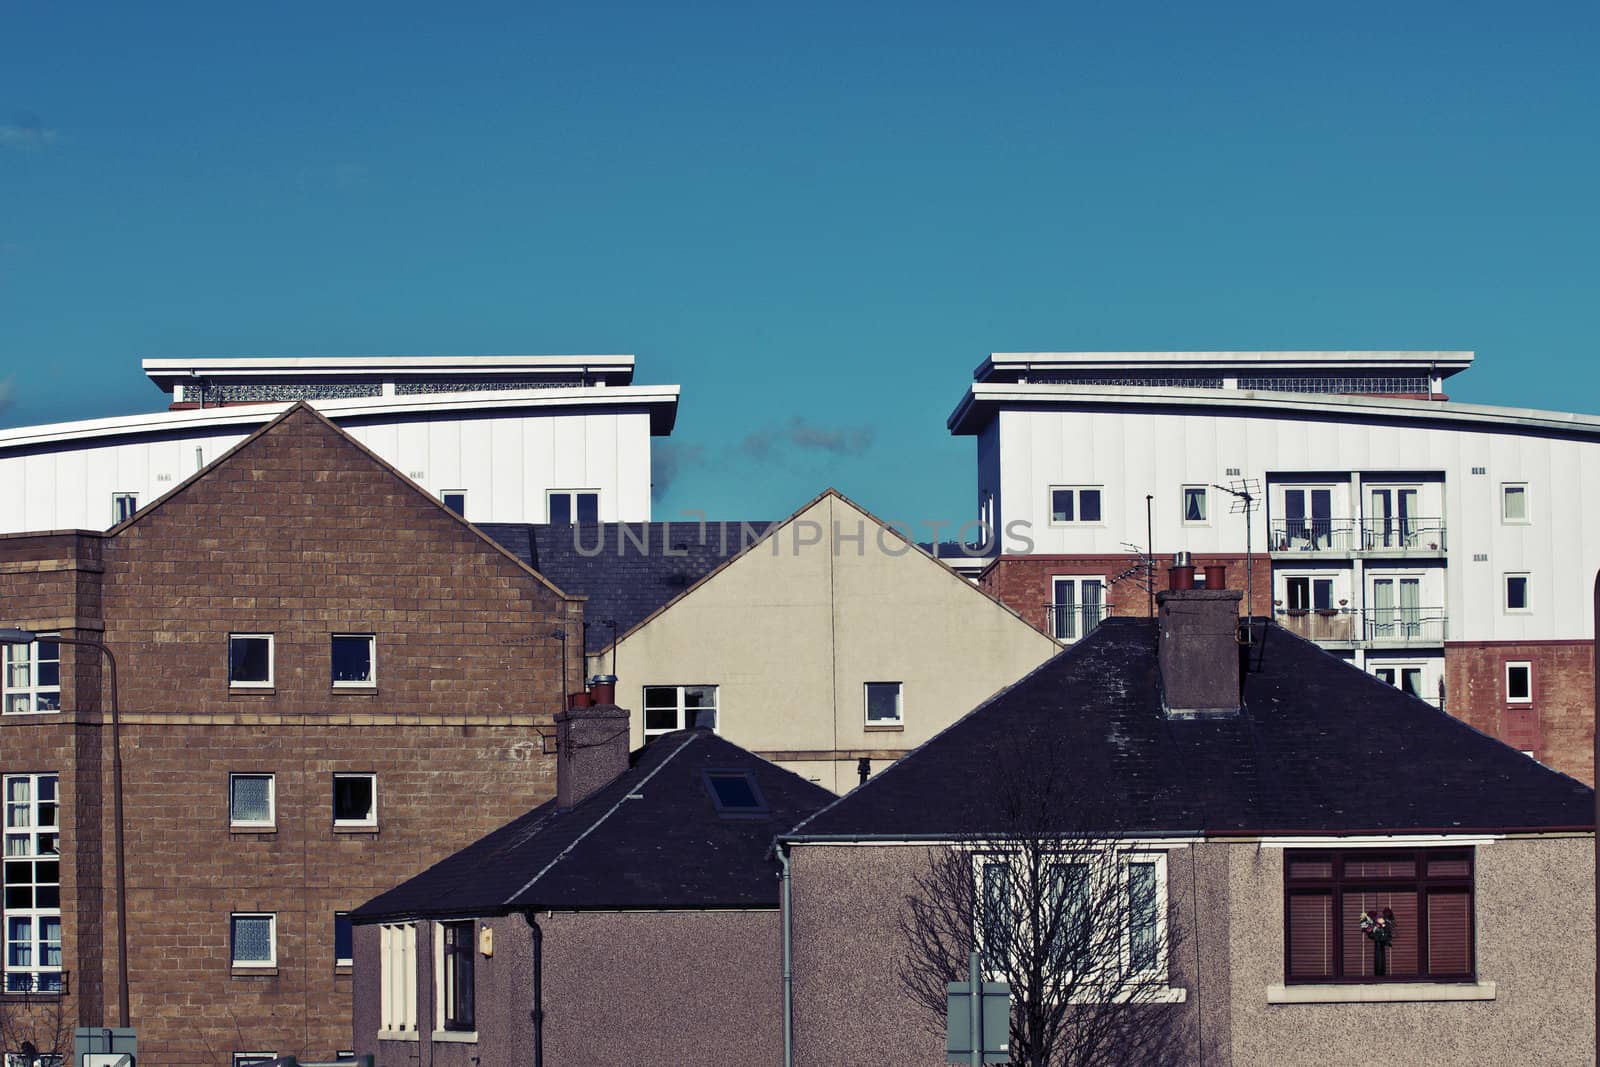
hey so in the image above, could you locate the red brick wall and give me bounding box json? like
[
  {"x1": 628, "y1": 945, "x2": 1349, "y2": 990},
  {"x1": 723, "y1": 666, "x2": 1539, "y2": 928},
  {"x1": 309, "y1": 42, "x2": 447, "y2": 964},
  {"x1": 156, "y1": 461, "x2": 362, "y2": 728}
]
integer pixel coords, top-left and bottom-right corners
[
  {"x1": 0, "y1": 407, "x2": 584, "y2": 1065},
  {"x1": 980, "y1": 553, "x2": 1274, "y2": 636},
  {"x1": 1445, "y1": 641, "x2": 1595, "y2": 785}
]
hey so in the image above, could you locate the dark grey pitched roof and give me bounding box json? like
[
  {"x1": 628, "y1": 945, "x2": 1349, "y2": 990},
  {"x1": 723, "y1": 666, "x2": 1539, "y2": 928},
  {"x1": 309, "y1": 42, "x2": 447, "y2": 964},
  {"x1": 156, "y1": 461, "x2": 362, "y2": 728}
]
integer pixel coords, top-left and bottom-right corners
[
  {"x1": 794, "y1": 618, "x2": 1594, "y2": 839},
  {"x1": 477, "y1": 523, "x2": 773, "y2": 653},
  {"x1": 352, "y1": 731, "x2": 833, "y2": 922}
]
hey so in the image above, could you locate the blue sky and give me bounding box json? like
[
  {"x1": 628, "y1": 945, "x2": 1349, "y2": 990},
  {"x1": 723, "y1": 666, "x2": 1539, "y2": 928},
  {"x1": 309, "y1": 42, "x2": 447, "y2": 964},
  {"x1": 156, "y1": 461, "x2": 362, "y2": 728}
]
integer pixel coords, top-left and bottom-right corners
[{"x1": 2, "y1": 1, "x2": 1595, "y2": 523}]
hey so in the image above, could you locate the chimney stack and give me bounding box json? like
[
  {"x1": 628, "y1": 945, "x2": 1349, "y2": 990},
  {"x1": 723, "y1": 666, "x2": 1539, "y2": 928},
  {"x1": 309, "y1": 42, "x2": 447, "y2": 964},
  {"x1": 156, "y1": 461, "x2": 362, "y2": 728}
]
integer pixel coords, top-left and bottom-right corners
[
  {"x1": 1156, "y1": 575, "x2": 1244, "y2": 717},
  {"x1": 555, "y1": 699, "x2": 630, "y2": 810}
]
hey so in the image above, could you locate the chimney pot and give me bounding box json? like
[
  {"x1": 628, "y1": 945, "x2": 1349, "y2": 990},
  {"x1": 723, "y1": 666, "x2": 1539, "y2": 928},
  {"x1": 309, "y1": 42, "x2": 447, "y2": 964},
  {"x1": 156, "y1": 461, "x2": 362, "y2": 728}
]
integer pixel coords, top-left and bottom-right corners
[
  {"x1": 1169, "y1": 565, "x2": 1195, "y2": 590},
  {"x1": 588, "y1": 675, "x2": 617, "y2": 705},
  {"x1": 1203, "y1": 563, "x2": 1227, "y2": 588}
]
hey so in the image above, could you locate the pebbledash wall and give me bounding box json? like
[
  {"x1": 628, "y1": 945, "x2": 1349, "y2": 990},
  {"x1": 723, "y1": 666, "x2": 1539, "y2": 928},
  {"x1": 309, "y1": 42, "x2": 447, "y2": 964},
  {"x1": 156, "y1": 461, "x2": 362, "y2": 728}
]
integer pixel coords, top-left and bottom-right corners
[
  {"x1": 352, "y1": 911, "x2": 783, "y2": 1067},
  {"x1": 786, "y1": 836, "x2": 1595, "y2": 1067},
  {"x1": 0, "y1": 405, "x2": 582, "y2": 1065},
  {"x1": 952, "y1": 353, "x2": 1600, "y2": 782}
]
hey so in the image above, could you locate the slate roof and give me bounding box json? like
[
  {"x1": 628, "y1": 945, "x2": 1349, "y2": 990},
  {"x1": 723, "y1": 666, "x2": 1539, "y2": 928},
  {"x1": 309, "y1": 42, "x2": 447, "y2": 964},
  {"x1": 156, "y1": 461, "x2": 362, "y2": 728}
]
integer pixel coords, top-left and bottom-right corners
[
  {"x1": 477, "y1": 522, "x2": 773, "y2": 654},
  {"x1": 352, "y1": 730, "x2": 833, "y2": 922},
  {"x1": 793, "y1": 618, "x2": 1594, "y2": 839}
]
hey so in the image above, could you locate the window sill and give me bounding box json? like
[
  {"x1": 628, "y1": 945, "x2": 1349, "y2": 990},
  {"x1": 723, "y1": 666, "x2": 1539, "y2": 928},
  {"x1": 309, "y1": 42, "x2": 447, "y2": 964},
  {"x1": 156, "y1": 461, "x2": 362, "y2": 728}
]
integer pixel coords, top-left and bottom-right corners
[
  {"x1": 863, "y1": 723, "x2": 904, "y2": 732},
  {"x1": 229, "y1": 825, "x2": 277, "y2": 835},
  {"x1": 229, "y1": 686, "x2": 276, "y2": 695},
  {"x1": 231, "y1": 966, "x2": 278, "y2": 977},
  {"x1": 332, "y1": 685, "x2": 378, "y2": 695},
  {"x1": 431, "y1": 1030, "x2": 479, "y2": 1043},
  {"x1": 1267, "y1": 981, "x2": 1495, "y2": 1004},
  {"x1": 333, "y1": 824, "x2": 379, "y2": 835},
  {"x1": 335, "y1": 963, "x2": 353, "y2": 975},
  {"x1": 377, "y1": 1030, "x2": 419, "y2": 1043}
]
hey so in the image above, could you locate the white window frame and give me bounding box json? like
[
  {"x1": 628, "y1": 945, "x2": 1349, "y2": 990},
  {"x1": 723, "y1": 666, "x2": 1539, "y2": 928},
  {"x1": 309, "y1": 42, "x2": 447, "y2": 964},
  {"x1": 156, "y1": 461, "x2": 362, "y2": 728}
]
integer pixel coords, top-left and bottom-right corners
[
  {"x1": 3, "y1": 773, "x2": 62, "y2": 994},
  {"x1": 228, "y1": 773, "x2": 276, "y2": 829},
  {"x1": 232, "y1": 1054, "x2": 277, "y2": 1067},
  {"x1": 335, "y1": 911, "x2": 354, "y2": 968},
  {"x1": 440, "y1": 490, "x2": 467, "y2": 517},
  {"x1": 971, "y1": 847, "x2": 1173, "y2": 991},
  {"x1": 333, "y1": 773, "x2": 378, "y2": 828},
  {"x1": 1050, "y1": 576, "x2": 1107, "y2": 642},
  {"x1": 228, "y1": 633, "x2": 274, "y2": 689},
  {"x1": 863, "y1": 681, "x2": 904, "y2": 726},
  {"x1": 546, "y1": 488, "x2": 601, "y2": 524},
  {"x1": 331, "y1": 633, "x2": 376, "y2": 688},
  {"x1": 642, "y1": 684, "x2": 719, "y2": 738},
  {"x1": 7, "y1": 1056, "x2": 64, "y2": 1067},
  {"x1": 1048, "y1": 485, "x2": 1104, "y2": 527},
  {"x1": 1281, "y1": 574, "x2": 1337, "y2": 613},
  {"x1": 229, "y1": 912, "x2": 277, "y2": 969},
  {"x1": 379, "y1": 922, "x2": 419, "y2": 1036},
  {"x1": 1503, "y1": 572, "x2": 1531, "y2": 614},
  {"x1": 1500, "y1": 483, "x2": 1529, "y2": 525},
  {"x1": 1374, "y1": 662, "x2": 1428, "y2": 700},
  {"x1": 1505, "y1": 661, "x2": 1533, "y2": 704},
  {"x1": 1180, "y1": 485, "x2": 1209, "y2": 526},
  {"x1": 111, "y1": 492, "x2": 138, "y2": 524},
  {"x1": 3, "y1": 633, "x2": 61, "y2": 715},
  {"x1": 434, "y1": 919, "x2": 478, "y2": 1039}
]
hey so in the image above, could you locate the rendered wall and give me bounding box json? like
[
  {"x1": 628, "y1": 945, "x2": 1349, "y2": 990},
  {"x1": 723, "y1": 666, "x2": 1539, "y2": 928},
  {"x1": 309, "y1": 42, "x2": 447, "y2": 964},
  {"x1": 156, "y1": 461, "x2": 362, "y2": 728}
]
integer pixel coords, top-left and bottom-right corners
[{"x1": 601, "y1": 493, "x2": 1060, "y2": 792}]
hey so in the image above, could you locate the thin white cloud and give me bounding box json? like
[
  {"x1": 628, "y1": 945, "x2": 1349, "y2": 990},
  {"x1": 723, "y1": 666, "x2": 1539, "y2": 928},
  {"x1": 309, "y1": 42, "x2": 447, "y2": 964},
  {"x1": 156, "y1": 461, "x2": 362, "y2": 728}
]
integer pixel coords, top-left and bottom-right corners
[{"x1": 0, "y1": 116, "x2": 59, "y2": 151}]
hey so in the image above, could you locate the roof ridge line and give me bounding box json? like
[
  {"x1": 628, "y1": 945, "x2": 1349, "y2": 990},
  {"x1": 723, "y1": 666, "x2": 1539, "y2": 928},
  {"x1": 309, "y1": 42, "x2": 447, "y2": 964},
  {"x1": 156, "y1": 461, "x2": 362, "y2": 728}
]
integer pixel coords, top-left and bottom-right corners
[{"x1": 505, "y1": 732, "x2": 701, "y2": 908}]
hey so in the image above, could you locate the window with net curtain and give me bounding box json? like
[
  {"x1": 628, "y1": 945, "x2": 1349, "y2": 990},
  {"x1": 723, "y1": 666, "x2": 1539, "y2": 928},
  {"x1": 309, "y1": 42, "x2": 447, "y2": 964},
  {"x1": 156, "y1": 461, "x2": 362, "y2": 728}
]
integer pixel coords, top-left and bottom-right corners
[{"x1": 1284, "y1": 849, "x2": 1474, "y2": 983}]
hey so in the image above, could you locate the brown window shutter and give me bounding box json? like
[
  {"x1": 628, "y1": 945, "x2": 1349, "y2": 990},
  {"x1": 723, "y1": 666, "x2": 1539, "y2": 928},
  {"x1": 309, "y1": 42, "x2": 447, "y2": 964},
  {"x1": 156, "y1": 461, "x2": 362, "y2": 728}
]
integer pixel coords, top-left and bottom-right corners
[
  {"x1": 1287, "y1": 894, "x2": 1334, "y2": 979},
  {"x1": 1427, "y1": 891, "x2": 1473, "y2": 976}
]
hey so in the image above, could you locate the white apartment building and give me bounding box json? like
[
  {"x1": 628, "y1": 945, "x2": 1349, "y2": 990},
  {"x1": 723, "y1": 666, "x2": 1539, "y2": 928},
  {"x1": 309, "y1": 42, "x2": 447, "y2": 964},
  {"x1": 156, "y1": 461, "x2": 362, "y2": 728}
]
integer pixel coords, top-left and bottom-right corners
[
  {"x1": 950, "y1": 351, "x2": 1600, "y2": 781},
  {"x1": 0, "y1": 355, "x2": 678, "y2": 532}
]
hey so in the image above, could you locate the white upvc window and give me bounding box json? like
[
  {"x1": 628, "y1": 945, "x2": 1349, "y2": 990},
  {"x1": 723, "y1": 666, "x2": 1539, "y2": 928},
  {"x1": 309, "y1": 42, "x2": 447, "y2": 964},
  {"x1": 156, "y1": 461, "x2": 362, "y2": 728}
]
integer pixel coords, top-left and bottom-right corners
[
  {"x1": 112, "y1": 492, "x2": 138, "y2": 524},
  {"x1": 3, "y1": 635, "x2": 60, "y2": 715},
  {"x1": 435, "y1": 920, "x2": 477, "y2": 1036},
  {"x1": 975, "y1": 848, "x2": 1170, "y2": 986},
  {"x1": 230, "y1": 913, "x2": 276, "y2": 968},
  {"x1": 331, "y1": 634, "x2": 376, "y2": 687},
  {"x1": 333, "y1": 773, "x2": 378, "y2": 828},
  {"x1": 380, "y1": 922, "x2": 419, "y2": 1035},
  {"x1": 1181, "y1": 486, "x2": 1209, "y2": 525},
  {"x1": 1503, "y1": 573, "x2": 1531, "y2": 613},
  {"x1": 547, "y1": 489, "x2": 600, "y2": 524},
  {"x1": 1049, "y1": 486, "x2": 1103, "y2": 526},
  {"x1": 232, "y1": 1054, "x2": 277, "y2": 1066},
  {"x1": 1050, "y1": 576, "x2": 1106, "y2": 642},
  {"x1": 864, "y1": 681, "x2": 904, "y2": 726},
  {"x1": 1501, "y1": 483, "x2": 1529, "y2": 524},
  {"x1": 1374, "y1": 663, "x2": 1426, "y2": 700},
  {"x1": 6, "y1": 1056, "x2": 64, "y2": 1067},
  {"x1": 643, "y1": 685, "x2": 719, "y2": 738},
  {"x1": 3, "y1": 774, "x2": 62, "y2": 994},
  {"x1": 228, "y1": 773, "x2": 275, "y2": 829},
  {"x1": 440, "y1": 491, "x2": 466, "y2": 517},
  {"x1": 228, "y1": 634, "x2": 274, "y2": 688},
  {"x1": 1505, "y1": 662, "x2": 1533, "y2": 704}
]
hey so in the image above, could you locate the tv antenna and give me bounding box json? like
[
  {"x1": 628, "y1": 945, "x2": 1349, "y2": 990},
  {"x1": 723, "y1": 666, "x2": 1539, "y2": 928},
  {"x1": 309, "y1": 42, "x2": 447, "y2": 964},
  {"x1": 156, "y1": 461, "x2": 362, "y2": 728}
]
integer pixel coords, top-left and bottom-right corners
[{"x1": 1211, "y1": 478, "x2": 1261, "y2": 645}]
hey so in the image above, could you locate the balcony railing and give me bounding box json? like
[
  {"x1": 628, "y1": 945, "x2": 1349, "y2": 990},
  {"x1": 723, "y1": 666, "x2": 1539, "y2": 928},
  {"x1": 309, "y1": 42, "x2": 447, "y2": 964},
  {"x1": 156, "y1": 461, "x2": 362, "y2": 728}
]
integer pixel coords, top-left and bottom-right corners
[
  {"x1": 1270, "y1": 518, "x2": 1447, "y2": 555},
  {"x1": 1047, "y1": 603, "x2": 1111, "y2": 642},
  {"x1": 1359, "y1": 518, "x2": 1446, "y2": 553},
  {"x1": 1274, "y1": 608, "x2": 1447, "y2": 647},
  {"x1": 1269, "y1": 519, "x2": 1358, "y2": 553},
  {"x1": 1273, "y1": 608, "x2": 1358, "y2": 644},
  {"x1": 1363, "y1": 608, "x2": 1448, "y2": 645}
]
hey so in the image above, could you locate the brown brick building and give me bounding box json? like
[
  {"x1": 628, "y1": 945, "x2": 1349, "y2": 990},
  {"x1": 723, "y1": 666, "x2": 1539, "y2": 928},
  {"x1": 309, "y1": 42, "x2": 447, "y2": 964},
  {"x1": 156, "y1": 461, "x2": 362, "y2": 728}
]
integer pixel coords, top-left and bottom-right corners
[{"x1": 0, "y1": 404, "x2": 582, "y2": 1065}]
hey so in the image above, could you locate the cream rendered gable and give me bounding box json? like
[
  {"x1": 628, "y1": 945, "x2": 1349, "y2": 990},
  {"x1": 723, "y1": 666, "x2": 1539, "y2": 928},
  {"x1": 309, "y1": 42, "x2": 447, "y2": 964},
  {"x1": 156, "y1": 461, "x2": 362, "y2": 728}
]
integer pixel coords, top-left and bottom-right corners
[{"x1": 595, "y1": 492, "x2": 1060, "y2": 792}]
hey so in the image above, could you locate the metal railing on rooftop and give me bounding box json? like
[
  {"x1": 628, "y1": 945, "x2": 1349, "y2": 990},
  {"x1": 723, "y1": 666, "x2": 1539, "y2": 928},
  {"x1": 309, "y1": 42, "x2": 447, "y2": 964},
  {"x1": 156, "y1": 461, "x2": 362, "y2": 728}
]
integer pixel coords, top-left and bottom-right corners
[{"x1": 1046, "y1": 603, "x2": 1111, "y2": 642}]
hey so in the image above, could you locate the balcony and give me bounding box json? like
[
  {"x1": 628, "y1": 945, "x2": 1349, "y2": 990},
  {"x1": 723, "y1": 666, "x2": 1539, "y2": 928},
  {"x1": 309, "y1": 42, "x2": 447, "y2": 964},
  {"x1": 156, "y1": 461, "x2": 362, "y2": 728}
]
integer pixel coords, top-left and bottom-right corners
[
  {"x1": 1274, "y1": 608, "x2": 1447, "y2": 648},
  {"x1": 1273, "y1": 608, "x2": 1358, "y2": 647},
  {"x1": 1270, "y1": 518, "x2": 1447, "y2": 558},
  {"x1": 1269, "y1": 519, "x2": 1358, "y2": 555},
  {"x1": 1046, "y1": 602, "x2": 1111, "y2": 643},
  {"x1": 1359, "y1": 518, "x2": 1446, "y2": 556}
]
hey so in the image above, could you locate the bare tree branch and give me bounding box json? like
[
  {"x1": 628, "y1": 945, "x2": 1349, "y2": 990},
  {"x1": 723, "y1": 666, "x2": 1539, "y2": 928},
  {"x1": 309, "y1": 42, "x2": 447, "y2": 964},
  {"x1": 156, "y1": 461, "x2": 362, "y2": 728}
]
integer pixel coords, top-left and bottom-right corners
[{"x1": 897, "y1": 732, "x2": 1191, "y2": 1067}]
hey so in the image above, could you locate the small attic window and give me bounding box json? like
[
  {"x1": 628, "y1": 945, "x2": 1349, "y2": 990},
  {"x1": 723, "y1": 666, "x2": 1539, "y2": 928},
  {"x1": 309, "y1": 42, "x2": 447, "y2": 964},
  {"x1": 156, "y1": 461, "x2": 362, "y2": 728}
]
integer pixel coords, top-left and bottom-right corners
[{"x1": 703, "y1": 770, "x2": 767, "y2": 816}]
